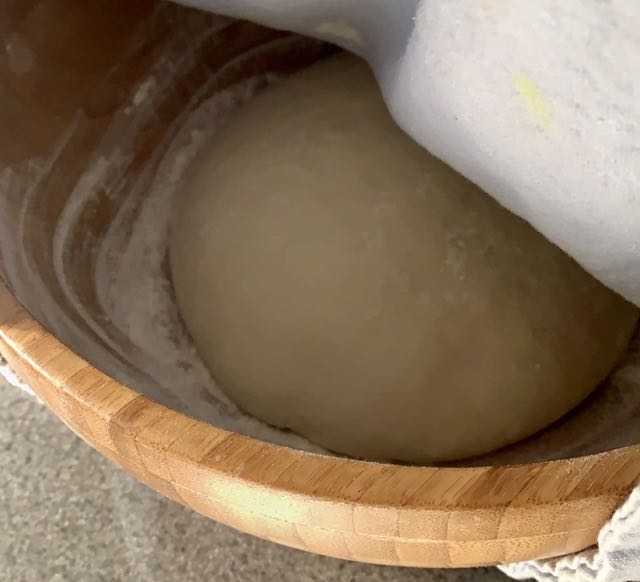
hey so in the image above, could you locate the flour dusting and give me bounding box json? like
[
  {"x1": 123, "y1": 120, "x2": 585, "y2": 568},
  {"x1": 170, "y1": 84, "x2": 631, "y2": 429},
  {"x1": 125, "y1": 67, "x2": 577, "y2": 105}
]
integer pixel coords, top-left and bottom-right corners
[
  {"x1": 93, "y1": 78, "x2": 324, "y2": 453},
  {"x1": 6, "y1": 33, "x2": 34, "y2": 75}
]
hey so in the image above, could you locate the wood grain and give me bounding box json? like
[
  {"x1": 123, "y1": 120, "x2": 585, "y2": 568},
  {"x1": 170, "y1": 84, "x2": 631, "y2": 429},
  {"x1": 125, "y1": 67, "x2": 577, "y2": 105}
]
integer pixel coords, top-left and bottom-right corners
[{"x1": 2, "y1": 0, "x2": 640, "y2": 568}]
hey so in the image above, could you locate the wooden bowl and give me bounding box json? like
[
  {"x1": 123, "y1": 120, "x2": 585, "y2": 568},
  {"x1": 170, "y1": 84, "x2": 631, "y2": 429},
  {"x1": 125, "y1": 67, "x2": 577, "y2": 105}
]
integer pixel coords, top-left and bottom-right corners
[{"x1": 2, "y1": 0, "x2": 640, "y2": 568}]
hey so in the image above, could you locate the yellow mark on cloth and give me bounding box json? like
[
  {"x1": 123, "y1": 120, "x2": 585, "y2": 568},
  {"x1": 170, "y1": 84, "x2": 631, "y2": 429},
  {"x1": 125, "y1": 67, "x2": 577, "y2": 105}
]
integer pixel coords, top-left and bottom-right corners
[
  {"x1": 513, "y1": 74, "x2": 553, "y2": 128},
  {"x1": 483, "y1": 0, "x2": 499, "y2": 12}
]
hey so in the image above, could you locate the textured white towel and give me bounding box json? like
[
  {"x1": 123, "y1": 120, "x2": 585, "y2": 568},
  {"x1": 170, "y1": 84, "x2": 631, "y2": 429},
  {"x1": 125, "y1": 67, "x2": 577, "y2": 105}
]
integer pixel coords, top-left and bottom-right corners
[
  {"x1": 500, "y1": 489, "x2": 640, "y2": 581},
  {"x1": 2, "y1": 356, "x2": 638, "y2": 581},
  {"x1": 1, "y1": 357, "x2": 37, "y2": 399}
]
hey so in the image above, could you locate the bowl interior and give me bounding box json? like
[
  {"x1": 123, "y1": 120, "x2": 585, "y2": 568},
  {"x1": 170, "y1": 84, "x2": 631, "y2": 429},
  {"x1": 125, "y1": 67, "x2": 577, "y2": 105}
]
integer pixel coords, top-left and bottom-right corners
[{"x1": 2, "y1": 0, "x2": 639, "y2": 468}]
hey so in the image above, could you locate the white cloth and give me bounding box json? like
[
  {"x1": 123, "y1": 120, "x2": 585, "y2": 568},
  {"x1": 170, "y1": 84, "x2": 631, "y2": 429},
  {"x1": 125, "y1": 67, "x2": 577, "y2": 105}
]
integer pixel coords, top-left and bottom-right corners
[
  {"x1": 0, "y1": 357, "x2": 37, "y2": 399},
  {"x1": 500, "y1": 489, "x2": 640, "y2": 581},
  {"x1": 2, "y1": 356, "x2": 638, "y2": 581}
]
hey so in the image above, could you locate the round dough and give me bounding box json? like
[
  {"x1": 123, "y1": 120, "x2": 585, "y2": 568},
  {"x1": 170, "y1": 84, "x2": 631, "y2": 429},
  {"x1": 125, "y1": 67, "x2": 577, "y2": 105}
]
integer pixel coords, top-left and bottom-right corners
[{"x1": 170, "y1": 55, "x2": 638, "y2": 463}]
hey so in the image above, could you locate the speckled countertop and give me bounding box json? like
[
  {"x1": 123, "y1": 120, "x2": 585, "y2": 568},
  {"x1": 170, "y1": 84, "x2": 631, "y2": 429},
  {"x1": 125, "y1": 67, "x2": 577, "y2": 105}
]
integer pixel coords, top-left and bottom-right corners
[{"x1": 1, "y1": 378, "x2": 511, "y2": 582}]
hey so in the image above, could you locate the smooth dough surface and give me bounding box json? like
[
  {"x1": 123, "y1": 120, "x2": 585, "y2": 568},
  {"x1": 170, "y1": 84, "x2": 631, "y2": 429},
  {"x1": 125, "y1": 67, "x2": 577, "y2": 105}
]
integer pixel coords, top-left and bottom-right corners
[{"x1": 170, "y1": 55, "x2": 638, "y2": 463}]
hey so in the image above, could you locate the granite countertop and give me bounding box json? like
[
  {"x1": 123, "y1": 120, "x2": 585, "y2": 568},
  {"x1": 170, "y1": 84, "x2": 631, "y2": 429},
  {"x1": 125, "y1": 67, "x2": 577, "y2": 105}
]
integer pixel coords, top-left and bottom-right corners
[{"x1": 1, "y1": 378, "x2": 510, "y2": 582}]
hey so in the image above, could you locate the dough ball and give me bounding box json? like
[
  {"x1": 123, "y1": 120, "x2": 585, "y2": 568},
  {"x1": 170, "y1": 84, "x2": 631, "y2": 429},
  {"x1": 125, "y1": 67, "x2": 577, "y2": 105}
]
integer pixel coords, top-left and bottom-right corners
[{"x1": 170, "y1": 55, "x2": 638, "y2": 463}]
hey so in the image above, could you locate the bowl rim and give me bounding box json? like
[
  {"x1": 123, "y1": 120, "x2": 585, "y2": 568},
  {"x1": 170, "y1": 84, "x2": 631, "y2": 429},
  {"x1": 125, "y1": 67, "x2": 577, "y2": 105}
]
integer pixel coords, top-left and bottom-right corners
[{"x1": 2, "y1": 274, "x2": 640, "y2": 567}]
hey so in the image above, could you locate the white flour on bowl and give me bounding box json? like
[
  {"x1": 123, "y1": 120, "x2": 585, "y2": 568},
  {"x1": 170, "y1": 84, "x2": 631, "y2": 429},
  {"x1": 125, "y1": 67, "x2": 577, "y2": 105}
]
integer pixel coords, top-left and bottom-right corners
[{"x1": 90, "y1": 75, "x2": 326, "y2": 454}]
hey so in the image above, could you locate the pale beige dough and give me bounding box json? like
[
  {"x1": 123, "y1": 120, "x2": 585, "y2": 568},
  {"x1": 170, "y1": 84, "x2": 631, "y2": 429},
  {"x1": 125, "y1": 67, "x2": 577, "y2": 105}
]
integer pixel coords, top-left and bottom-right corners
[{"x1": 170, "y1": 55, "x2": 638, "y2": 463}]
